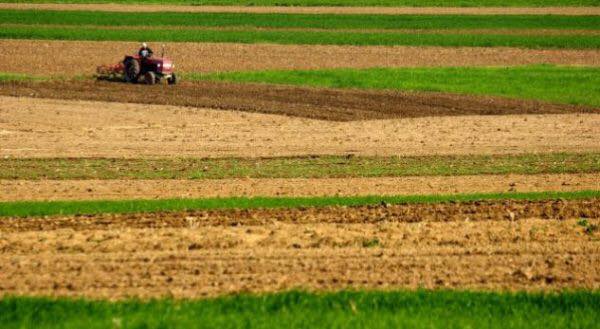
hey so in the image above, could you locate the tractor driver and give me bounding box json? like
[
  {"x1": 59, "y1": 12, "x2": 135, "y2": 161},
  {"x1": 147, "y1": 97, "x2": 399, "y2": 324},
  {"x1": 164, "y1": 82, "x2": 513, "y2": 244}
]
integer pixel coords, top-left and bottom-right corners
[{"x1": 138, "y1": 42, "x2": 154, "y2": 59}]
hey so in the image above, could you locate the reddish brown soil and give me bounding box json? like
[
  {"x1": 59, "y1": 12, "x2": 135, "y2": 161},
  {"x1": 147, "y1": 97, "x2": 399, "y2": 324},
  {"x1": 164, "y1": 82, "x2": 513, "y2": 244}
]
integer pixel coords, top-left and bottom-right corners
[
  {"x1": 2, "y1": 173, "x2": 599, "y2": 201},
  {"x1": 1, "y1": 199, "x2": 598, "y2": 298},
  {"x1": 1, "y1": 3, "x2": 599, "y2": 15},
  {"x1": 1, "y1": 40, "x2": 599, "y2": 77},
  {"x1": 2, "y1": 80, "x2": 597, "y2": 122},
  {"x1": 2, "y1": 96, "x2": 599, "y2": 158}
]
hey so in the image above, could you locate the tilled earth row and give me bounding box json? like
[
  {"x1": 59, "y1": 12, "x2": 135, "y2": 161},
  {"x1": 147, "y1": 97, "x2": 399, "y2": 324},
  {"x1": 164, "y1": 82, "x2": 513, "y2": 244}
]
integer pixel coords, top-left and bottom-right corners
[
  {"x1": 4, "y1": 199, "x2": 599, "y2": 231},
  {"x1": 2, "y1": 173, "x2": 599, "y2": 201},
  {"x1": 2, "y1": 40, "x2": 599, "y2": 76},
  {"x1": 1, "y1": 199, "x2": 598, "y2": 298},
  {"x1": 3, "y1": 96, "x2": 599, "y2": 158},
  {"x1": 2, "y1": 80, "x2": 596, "y2": 121}
]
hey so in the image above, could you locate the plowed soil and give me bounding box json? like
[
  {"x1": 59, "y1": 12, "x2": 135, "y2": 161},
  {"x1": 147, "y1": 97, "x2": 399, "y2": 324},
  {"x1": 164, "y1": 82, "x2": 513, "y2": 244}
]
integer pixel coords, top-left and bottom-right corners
[
  {"x1": 2, "y1": 96, "x2": 599, "y2": 158},
  {"x1": 1, "y1": 199, "x2": 598, "y2": 298},
  {"x1": 3, "y1": 80, "x2": 596, "y2": 121},
  {"x1": 2, "y1": 40, "x2": 599, "y2": 76},
  {"x1": 2, "y1": 3, "x2": 599, "y2": 15},
  {"x1": 2, "y1": 173, "x2": 599, "y2": 201}
]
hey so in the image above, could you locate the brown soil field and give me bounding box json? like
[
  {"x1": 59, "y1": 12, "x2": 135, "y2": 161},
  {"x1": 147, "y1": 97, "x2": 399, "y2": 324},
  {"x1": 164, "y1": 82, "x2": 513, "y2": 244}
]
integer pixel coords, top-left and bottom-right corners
[
  {"x1": 2, "y1": 173, "x2": 599, "y2": 201},
  {"x1": 1, "y1": 4, "x2": 598, "y2": 301},
  {"x1": 4, "y1": 81, "x2": 596, "y2": 121},
  {"x1": 1, "y1": 40, "x2": 599, "y2": 76},
  {"x1": 1, "y1": 199, "x2": 598, "y2": 298},
  {"x1": 1, "y1": 3, "x2": 599, "y2": 15},
  {"x1": 2, "y1": 96, "x2": 599, "y2": 158}
]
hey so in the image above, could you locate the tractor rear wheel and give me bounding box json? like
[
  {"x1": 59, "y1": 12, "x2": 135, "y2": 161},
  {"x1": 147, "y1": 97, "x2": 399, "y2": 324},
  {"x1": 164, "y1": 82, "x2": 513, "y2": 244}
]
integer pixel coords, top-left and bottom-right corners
[
  {"x1": 167, "y1": 73, "x2": 177, "y2": 85},
  {"x1": 124, "y1": 58, "x2": 140, "y2": 83},
  {"x1": 144, "y1": 71, "x2": 156, "y2": 85}
]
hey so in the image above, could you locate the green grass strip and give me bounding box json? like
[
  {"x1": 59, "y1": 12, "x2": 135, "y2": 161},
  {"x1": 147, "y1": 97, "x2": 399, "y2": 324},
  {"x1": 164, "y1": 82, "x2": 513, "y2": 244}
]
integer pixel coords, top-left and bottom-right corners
[
  {"x1": 1, "y1": 25, "x2": 598, "y2": 48},
  {"x1": 1, "y1": 0, "x2": 598, "y2": 7},
  {"x1": 1, "y1": 190, "x2": 599, "y2": 217},
  {"x1": 0, "y1": 72, "x2": 45, "y2": 82},
  {"x1": 2, "y1": 290, "x2": 599, "y2": 329},
  {"x1": 2, "y1": 153, "x2": 600, "y2": 180},
  {"x1": 3, "y1": 10, "x2": 600, "y2": 30},
  {"x1": 190, "y1": 65, "x2": 600, "y2": 107}
]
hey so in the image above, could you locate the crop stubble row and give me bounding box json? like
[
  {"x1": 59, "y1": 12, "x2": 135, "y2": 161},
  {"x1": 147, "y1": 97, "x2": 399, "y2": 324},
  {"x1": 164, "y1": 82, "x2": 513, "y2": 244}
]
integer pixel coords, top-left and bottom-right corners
[
  {"x1": 1, "y1": 174, "x2": 599, "y2": 201},
  {"x1": 1, "y1": 199, "x2": 598, "y2": 298}
]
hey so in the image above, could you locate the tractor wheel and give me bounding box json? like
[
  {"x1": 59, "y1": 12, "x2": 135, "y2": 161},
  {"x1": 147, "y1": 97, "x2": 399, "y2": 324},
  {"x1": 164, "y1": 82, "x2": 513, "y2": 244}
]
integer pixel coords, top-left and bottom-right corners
[
  {"x1": 144, "y1": 71, "x2": 156, "y2": 85},
  {"x1": 124, "y1": 58, "x2": 140, "y2": 83},
  {"x1": 167, "y1": 73, "x2": 177, "y2": 85}
]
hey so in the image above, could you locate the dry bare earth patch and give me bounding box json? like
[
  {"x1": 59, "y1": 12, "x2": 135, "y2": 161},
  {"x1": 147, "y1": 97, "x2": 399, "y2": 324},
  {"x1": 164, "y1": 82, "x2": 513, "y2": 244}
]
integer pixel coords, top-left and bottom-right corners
[
  {"x1": 1, "y1": 97, "x2": 599, "y2": 158},
  {"x1": 1, "y1": 199, "x2": 599, "y2": 298},
  {"x1": 1, "y1": 40, "x2": 599, "y2": 76}
]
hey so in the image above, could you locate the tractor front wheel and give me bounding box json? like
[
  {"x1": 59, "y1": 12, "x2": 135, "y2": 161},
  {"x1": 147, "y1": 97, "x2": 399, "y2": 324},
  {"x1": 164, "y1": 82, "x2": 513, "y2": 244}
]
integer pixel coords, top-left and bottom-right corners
[{"x1": 144, "y1": 71, "x2": 156, "y2": 85}]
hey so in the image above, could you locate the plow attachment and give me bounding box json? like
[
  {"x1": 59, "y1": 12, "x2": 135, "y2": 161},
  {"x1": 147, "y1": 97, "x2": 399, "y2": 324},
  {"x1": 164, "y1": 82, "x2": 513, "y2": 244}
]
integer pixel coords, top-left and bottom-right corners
[{"x1": 96, "y1": 63, "x2": 124, "y2": 80}]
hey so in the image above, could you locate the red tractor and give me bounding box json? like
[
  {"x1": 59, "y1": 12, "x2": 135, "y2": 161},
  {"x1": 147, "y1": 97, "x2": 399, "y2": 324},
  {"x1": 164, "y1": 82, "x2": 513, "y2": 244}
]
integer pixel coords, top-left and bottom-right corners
[
  {"x1": 97, "y1": 52, "x2": 177, "y2": 85},
  {"x1": 123, "y1": 55, "x2": 177, "y2": 85}
]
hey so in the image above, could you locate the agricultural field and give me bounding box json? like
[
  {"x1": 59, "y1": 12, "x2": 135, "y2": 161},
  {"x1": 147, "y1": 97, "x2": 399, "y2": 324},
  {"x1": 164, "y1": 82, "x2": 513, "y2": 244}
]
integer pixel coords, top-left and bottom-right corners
[{"x1": 0, "y1": 0, "x2": 599, "y2": 327}]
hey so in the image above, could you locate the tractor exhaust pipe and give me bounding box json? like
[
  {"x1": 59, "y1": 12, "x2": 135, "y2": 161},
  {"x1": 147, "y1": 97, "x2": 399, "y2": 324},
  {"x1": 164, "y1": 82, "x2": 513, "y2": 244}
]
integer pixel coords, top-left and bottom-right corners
[{"x1": 161, "y1": 44, "x2": 165, "y2": 58}]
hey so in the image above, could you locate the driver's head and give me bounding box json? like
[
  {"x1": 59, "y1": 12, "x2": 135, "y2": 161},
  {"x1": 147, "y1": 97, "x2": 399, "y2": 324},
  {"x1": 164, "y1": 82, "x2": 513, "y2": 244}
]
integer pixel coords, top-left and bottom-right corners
[{"x1": 141, "y1": 42, "x2": 147, "y2": 48}]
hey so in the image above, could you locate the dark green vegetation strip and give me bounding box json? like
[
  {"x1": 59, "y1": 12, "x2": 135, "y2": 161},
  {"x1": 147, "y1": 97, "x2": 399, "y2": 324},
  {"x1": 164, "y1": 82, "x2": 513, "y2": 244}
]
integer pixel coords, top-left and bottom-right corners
[
  {"x1": 2, "y1": 25, "x2": 599, "y2": 48},
  {"x1": 2, "y1": 290, "x2": 600, "y2": 329},
  {"x1": 1, "y1": 0, "x2": 598, "y2": 6},
  {"x1": 192, "y1": 65, "x2": 600, "y2": 107},
  {"x1": 2, "y1": 153, "x2": 600, "y2": 180},
  {"x1": 3, "y1": 10, "x2": 600, "y2": 30},
  {"x1": 1, "y1": 191, "x2": 599, "y2": 217}
]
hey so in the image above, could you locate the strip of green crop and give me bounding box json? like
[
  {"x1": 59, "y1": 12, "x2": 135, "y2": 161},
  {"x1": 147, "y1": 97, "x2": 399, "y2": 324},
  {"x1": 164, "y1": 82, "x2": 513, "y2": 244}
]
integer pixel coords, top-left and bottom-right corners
[
  {"x1": 190, "y1": 65, "x2": 600, "y2": 107},
  {"x1": 1, "y1": 25, "x2": 598, "y2": 48},
  {"x1": 2, "y1": 10, "x2": 599, "y2": 30},
  {"x1": 0, "y1": 72, "x2": 45, "y2": 82},
  {"x1": 1, "y1": 191, "x2": 599, "y2": 217},
  {"x1": 2, "y1": 152, "x2": 600, "y2": 180},
  {"x1": 2, "y1": 290, "x2": 599, "y2": 329},
  {"x1": 1, "y1": 0, "x2": 597, "y2": 7}
]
